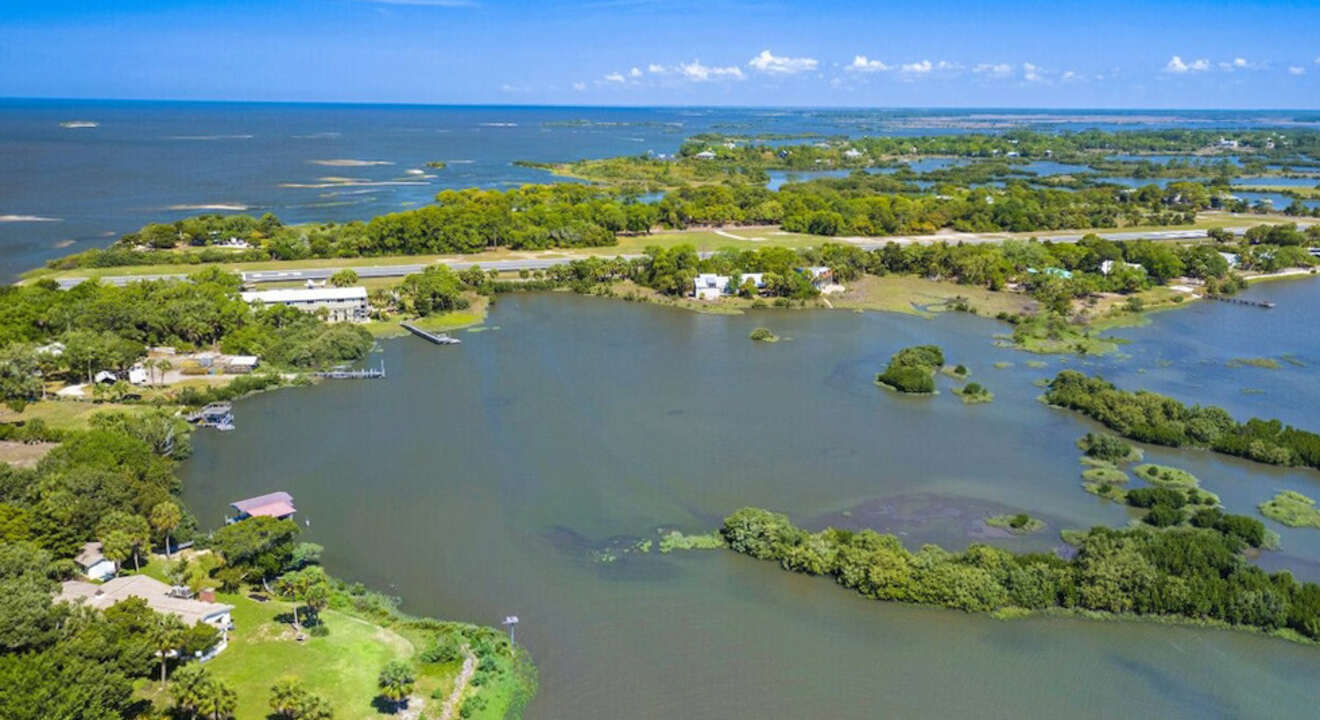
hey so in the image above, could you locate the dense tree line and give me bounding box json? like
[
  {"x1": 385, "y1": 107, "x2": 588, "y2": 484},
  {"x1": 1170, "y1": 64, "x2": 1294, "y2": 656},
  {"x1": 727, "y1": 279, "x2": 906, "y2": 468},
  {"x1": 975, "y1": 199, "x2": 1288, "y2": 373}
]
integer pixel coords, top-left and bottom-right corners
[
  {"x1": 721, "y1": 507, "x2": 1320, "y2": 640},
  {"x1": 1045, "y1": 371, "x2": 1320, "y2": 469}
]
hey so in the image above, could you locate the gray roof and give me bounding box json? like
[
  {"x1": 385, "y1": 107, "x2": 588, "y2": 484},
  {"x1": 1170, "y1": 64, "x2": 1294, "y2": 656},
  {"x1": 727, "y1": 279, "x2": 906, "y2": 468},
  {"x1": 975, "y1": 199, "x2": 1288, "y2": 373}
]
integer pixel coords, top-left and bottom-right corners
[
  {"x1": 75, "y1": 541, "x2": 106, "y2": 567},
  {"x1": 59, "y1": 575, "x2": 233, "y2": 625}
]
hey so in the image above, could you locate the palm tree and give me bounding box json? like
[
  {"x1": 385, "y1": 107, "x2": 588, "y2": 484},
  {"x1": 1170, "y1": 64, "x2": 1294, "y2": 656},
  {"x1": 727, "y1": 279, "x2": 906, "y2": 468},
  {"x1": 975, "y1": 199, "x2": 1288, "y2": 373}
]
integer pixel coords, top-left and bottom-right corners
[
  {"x1": 156, "y1": 358, "x2": 173, "y2": 385},
  {"x1": 377, "y1": 660, "x2": 415, "y2": 712},
  {"x1": 171, "y1": 664, "x2": 210, "y2": 719},
  {"x1": 268, "y1": 677, "x2": 304, "y2": 719},
  {"x1": 150, "y1": 613, "x2": 187, "y2": 686},
  {"x1": 198, "y1": 678, "x2": 237, "y2": 720},
  {"x1": 151, "y1": 501, "x2": 183, "y2": 558}
]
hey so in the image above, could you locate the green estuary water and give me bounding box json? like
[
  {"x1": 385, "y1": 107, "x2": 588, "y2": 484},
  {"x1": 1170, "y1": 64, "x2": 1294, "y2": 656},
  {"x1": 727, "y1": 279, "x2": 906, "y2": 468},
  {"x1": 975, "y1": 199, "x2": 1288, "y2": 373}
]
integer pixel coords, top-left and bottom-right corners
[{"x1": 182, "y1": 282, "x2": 1320, "y2": 718}]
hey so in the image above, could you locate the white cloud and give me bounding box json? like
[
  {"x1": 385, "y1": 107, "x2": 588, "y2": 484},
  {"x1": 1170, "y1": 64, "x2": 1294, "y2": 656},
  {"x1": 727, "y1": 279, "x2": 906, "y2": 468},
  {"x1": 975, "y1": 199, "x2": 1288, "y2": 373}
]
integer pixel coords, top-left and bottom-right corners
[
  {"x1": 647, "y1": 63, "x2": 666, "y2": 74},
  {"x1": 603, "y1": 72, "x2": 626, "y2": 83},
  {"x1": 1060, "y1": 70, "x2": 1082, "y2": 82},
  {"x1": 572, "y1": 82, "x2": 587, "y2": 92},
  {"x1": 1165, "y1": 55, "x2": 1210, "y2": 73},
  {"x1": 973, "y1": 63, "x2": 1013, "y2": 78},
  {"x1": 1023, "y1": 62, "x2": 1042, "y2": 82},
  {"x1": 677, "y1": 60, "x2": 744, "y2": 81},
  {"x1": 899, "y1": 60, "x2": 960, "y2": 76},
  {"x1": 1219, "y1": 57, "x2": 1252, "y2": 71},
  {"x1": 746, "y1": 49, "x2": 819, "y2": 75},
  {"x1": 847, "y1": 55, "x2": 891, "y2": 73},
  {"x1": 1289, "y1": 66, "x2": 1307, "y2": 76},
  {"x1": 629, "y1": 67, "x2": 643, "y2": 78}
]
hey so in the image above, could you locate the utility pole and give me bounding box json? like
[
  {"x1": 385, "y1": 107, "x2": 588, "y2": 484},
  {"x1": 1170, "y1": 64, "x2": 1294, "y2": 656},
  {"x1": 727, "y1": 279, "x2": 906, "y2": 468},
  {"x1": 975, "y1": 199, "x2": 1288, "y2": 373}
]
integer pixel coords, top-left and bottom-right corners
[{"x1": 502, "y1": 616, "x2": 519, "y2": 648}]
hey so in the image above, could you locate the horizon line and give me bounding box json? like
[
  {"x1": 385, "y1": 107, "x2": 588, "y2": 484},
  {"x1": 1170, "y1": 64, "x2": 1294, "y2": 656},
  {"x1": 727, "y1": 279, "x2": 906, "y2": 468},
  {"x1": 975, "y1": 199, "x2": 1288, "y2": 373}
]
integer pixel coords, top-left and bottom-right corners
[{"x1": 3, "y1": 96, "x2": 1319, "y2": 113}]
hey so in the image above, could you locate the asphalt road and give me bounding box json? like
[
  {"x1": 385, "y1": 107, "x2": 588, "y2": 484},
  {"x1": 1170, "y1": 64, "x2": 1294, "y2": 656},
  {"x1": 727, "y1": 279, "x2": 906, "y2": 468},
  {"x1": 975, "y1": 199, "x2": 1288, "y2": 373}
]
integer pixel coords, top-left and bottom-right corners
[{"x1": 51, "y1": 225, "x2": 1257, "y2": 290}]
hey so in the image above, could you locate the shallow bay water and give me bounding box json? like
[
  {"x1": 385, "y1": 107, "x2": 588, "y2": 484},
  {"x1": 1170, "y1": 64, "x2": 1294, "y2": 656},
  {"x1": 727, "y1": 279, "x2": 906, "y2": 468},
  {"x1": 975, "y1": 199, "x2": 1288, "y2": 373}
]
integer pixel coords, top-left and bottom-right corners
[{"x1": 184, "y1": 280, "x2": 1320, "y2": 718}]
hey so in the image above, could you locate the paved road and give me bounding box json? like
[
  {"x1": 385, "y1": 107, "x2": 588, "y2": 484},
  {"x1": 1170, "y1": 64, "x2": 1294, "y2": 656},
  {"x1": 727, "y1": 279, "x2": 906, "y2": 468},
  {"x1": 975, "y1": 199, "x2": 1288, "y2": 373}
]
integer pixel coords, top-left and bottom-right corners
[{"x1": 51, "y1": 225, "x2": 1260, "y2": 290}]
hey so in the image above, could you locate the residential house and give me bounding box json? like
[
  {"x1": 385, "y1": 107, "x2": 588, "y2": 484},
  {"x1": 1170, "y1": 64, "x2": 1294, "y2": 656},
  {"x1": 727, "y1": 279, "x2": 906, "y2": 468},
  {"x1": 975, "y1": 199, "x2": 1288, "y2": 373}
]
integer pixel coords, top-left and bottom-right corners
[
  {"x1": 692, "y1": 273, "x2": 730, "y2": 301},
  {"x1": 738, "y1": 273, "x2": 766, "y2": 289},
  {"x1": 59, "y1": 575, "x2": 234, "y2": 659},
  {"x1": 93, "y1": 370, "x2": 119, "y2": 385},
  {"x1": 240, "y1": 286, "x2": 370, "y2": 323},
  {"x1": 1219, "y1": 251, "x2": 1242, "y2": 268},
  {"x1": 227, "y1": 491, "x2": 297, "y2": 523},
  {"x1": 693, "y1": 150, "x2": 717, "y2": 160},
  {"x1": 74, "y1": 542, "x2": 116, "y2": 581},
  {"x1": 843, "y1": 148, "x2": 863, "y2": 159},
  {"x1": 1099, "y1": 260, "x2": 1145, "y2": 276},
  {"x1": 222, "y1": 356, "x2": 259, "y2": 374},
  {"x1": 800, "y1": 266, "x2": 834, "y2": 288}
]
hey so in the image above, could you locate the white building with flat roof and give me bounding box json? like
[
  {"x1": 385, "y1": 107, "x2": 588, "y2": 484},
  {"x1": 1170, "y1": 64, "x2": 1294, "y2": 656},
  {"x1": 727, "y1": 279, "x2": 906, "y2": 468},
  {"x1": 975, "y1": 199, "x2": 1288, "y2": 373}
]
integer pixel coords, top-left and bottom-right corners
[
  {"x1": 240, "y1": 286, "x2": 369, "y2": 323},
  {"x1": 693, "y1": 273, "x2": 730, "y2": 300}
]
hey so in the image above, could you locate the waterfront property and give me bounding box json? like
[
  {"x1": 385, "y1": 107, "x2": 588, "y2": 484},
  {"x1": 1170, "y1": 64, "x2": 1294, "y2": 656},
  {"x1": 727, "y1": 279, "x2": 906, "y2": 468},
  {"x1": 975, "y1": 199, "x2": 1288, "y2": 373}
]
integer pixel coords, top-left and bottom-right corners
[
  {"x1": 59, "y1": 575, "x2": 234, "y2": 657},
  {"x1": 693, "y1": 273, "x2": 731, "y2": 300},
  {"x1": 74, "y1": 541, "x2": 117, "y2": 581},
  {"x1": 227, "y1": 491, "x2": 297, "y2": 523},
  {"x1": 239, "y1": 286, "x2": 369, "y2": 323},
  {"x1": 800, "y1": 266, "x2": 834, "y2": 288},
  {"x1": 222, "y1": 355, "x2": 259, "y2": 374}
]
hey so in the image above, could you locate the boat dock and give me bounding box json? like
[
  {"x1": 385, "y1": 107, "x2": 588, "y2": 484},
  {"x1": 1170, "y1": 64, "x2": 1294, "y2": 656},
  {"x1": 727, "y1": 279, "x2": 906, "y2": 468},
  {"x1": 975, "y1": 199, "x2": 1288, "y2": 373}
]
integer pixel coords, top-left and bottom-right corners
[
  {"x1": 314, "y1": 360, "x2": 386, "y2": 380},
  {"x1": 400, "y1": 322, "x2": 462, "y2": 345},
  {"x1": 186, "y1": 402, "x2": 234, "y2": 431},
  {"x1": 1209, "y1": 295, "x2": 1276, "y2": 309}
]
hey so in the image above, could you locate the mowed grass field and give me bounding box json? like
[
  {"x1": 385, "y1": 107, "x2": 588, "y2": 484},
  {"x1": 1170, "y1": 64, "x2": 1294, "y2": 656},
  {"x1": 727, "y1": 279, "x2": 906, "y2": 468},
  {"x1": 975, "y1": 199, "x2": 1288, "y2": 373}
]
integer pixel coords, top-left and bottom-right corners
[{"x1": 22, "y1": 212, "x2": 1296, "y2": 286}]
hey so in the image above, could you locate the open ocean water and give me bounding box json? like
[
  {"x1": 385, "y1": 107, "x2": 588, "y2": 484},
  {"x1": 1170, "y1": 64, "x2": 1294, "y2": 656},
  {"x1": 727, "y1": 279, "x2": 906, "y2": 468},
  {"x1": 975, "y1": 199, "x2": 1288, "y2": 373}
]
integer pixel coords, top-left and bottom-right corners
[{"x1": 2, "y1": 99, "x2": 1318, "y2": 279}]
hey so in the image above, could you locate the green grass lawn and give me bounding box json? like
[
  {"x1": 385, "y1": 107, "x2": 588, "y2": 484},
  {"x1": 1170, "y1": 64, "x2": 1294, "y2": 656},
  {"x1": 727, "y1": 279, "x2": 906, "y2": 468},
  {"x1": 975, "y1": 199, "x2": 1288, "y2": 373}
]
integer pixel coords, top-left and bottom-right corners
[
  {"x1": 0, "y1": 399, "x2": 142, "y2": 431},
  {"x1": 204, "y1": 595, "x2": 416, "y2": 720}
]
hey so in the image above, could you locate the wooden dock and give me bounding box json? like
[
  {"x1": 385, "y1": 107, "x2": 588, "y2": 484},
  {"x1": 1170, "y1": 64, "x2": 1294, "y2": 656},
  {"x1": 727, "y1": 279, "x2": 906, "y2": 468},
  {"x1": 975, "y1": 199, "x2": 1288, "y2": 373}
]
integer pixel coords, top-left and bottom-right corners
[
  {"x1": 1209, "y1": 295, "x2": 1276, "y2": 309},
  {"x1": 314, "y1": 360, "x2": 386, "y2": 379},
  {"x1": 400, "y1": 322, "x2": 462, "y2": 345}
]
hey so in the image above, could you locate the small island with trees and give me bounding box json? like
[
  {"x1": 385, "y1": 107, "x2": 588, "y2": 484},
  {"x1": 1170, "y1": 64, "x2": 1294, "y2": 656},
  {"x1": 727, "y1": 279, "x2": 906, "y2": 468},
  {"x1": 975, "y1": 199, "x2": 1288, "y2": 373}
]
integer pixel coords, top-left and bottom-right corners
[{"x1": 875, "y1": 345, "x2": 945, "y2": 394}]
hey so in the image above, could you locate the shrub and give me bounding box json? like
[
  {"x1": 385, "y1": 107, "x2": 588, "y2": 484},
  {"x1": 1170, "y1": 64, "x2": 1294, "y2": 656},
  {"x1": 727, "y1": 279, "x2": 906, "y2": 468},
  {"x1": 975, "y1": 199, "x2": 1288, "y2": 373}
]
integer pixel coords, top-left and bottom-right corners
[
  {"x1": 1143, "y1": 504, "x2": 1183, "y2": 527},
  {"x1": 1126, "y1": 487, "x2": 1186, "y2": 509},
  {"x1": 877, "y1": 365, "x2": 935, "y2": 394}
]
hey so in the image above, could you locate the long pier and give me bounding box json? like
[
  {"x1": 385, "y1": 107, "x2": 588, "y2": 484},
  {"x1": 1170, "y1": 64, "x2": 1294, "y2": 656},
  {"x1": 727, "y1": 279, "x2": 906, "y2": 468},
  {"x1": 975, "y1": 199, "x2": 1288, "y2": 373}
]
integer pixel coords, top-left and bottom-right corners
[
  {"x1": 1208, "y1": 295, "x2": 1276, "y2": 309},
  {"x1": 314, "y1": 359, "x2": 386, "y2": 379},
  {"x1": 400, "y1": 322, "x2": 462, "y2": 345}
]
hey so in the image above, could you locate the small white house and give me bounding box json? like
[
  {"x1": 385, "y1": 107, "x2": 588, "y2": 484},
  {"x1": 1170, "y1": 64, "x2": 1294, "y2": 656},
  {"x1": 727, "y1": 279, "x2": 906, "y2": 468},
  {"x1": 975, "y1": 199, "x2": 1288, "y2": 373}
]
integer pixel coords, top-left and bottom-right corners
[
  {"x1": 738, "y1": 273, "x2": 766, "y2": 289},
  {"x1": 1100, "y1": 260, "x2": 1145, "y2": 276},
  {"x1": 692, "y1": 273, "x2": 730, "y2": 301},
  {"x1": 693, "y1": 150, "x2": 717, "y2": 160},
  {"x1": 74, "y1": 542, "x2": 117, "y2": 581},
  {"x1": 128, "y1": 366, "x2": 149, "y2": 386},
  {"x1": 843, "y1": 148, "x2": 863, "y2": 159},
  {"x1": 1219, "y1": 252, "x2": 1242, "y2": 268},
  {"x1": 800, "y1": 266, "x2": 834, "y2": 287},
  {"x1": 93, "y1": 370, "x2": 118, "y2": 385},
  {"x1": 223, "y1": 356, "x2": 259, "y2": 374}
]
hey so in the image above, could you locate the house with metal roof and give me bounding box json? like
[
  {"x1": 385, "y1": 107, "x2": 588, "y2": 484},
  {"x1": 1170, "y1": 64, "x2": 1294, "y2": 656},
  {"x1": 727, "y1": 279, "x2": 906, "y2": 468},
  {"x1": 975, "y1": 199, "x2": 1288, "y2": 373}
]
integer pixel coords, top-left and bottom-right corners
[{"x1": 240, "y1": 286, "x2": 369, "y2": 323}]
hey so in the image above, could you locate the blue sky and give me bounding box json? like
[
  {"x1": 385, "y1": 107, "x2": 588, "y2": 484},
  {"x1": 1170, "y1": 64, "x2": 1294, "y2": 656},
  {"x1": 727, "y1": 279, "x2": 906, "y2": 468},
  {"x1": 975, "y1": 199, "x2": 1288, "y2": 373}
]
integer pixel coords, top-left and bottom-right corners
[{"x1": 0, "y1": 0, "x2": 1317, "y2": 107}]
